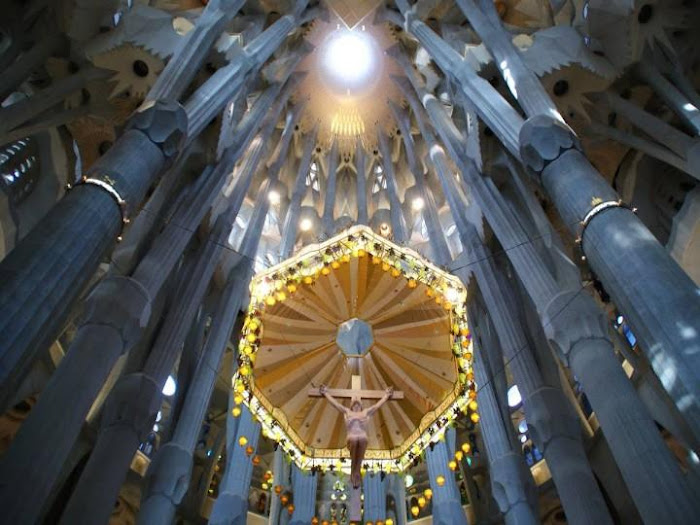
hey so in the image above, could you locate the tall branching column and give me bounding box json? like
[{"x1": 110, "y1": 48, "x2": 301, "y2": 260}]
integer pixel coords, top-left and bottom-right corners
[
  {"x1": 376, "y1": 126, "x2": 408, "y2": 243},
  {"x1": 355, "y1": 137, "x2": 369, "y2": 225},
  {"x1": 289, "y1": 465, "x2": 318, "y2": 525},
  {"x1": 425, "y1": 431, "x2": 468, "y2": 525},
  {"x1": 397, "y1": 4, "x2": 700, "y2": 447},
  {"x1": 397, "y1": 45, "x2": 699, "y2": 521},
  {"x1": 137, "y1": 178, "x2": 273, "y2": 524},
  {"x1": 210, "y1": 406, "x2": 261, "y2": 525},
  {"x1": 279, "y1": 124, "x2": 319, "y2": 258},
  {"x1": 0, "y1": 3, "x2": 311, "y2": 412}
]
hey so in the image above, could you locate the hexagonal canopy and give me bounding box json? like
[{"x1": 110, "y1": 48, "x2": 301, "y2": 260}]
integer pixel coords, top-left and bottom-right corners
[
  {"x1": 336, "y1": 318, "x2": 373, "y2": 357},
  {"x1": 232, "y1": 226, "x2": 475, "y2": 472}
]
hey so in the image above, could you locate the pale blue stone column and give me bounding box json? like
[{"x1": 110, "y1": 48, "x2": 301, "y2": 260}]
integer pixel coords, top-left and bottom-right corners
[
  {"x1": 268, "y1": 448, "x2": 292, "y2": 525},
  {"x1": 386, "y1": 474, "x2": 408, "y2": 525},
  {"x1": 210, "y1": 405, "x2": 261, "y2": 525},
  {"x1": 363, "y1": 472, "x2": 387, "y2": 522},
  {"x1": 289, "y1": 465, "x2": 318, "y2": 524},
  {"x1": 426, "y1": 439, "x2": 468, "y2": 525}
]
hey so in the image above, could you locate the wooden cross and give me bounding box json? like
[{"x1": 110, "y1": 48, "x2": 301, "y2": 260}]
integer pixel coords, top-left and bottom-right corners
[
  {"x1": 308, "y1": 375, "x2": 405, "y2": 401},
  {"x1": 309, "y1": 375, "x2": 403, "y2": 522}
]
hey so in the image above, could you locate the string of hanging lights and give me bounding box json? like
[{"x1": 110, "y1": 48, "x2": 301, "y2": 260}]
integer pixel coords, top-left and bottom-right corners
[{"x1": 230, "y1": 225, "x2": 479, "y2": 473}]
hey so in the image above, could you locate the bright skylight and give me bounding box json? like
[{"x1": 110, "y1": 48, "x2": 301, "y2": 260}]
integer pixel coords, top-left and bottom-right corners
[
  {"x1": 162, "y1": 375, "x2": 177, "y2": 396},
  {"x1": 320, "y1": 28, "x2": 379, "y2": 94},
  {"x1": 326, "y1": 31, "x2": 372, "y2": 81},
  {"x1": 507, "y1": 385, "x2": 522, "y2": 408}
]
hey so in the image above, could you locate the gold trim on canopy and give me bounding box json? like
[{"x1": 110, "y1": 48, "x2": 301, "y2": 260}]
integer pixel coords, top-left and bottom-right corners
[{"x1": 232, "y1": 225, "x2": 478, "y2": 472}]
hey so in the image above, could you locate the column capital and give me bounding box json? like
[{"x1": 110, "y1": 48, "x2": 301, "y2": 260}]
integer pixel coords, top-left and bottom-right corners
[
  {"x1": 519, "y1": 115, "x2": 581, "y2": 175},
  {"x1": 489, "y1": 452, "x2": 538, "y2": 518},
  {"x1": 141, "y1": 442, "x2": 193, "y2": 509},
  {"x1": 82, "y1": 275, "x2": 152, "y2": 350},
  {"x1": 542, "y1": 290, "x2": 610, "y2": 365},
  {"x1": 523, "y1": 386, "x2": 580, "y2": 453},
  {"x1": 101, "y1": 373, "x2": 161, "y2": 440},
  {"x1": 128, "y1": 100, "x2": 188, "y2": 159}
]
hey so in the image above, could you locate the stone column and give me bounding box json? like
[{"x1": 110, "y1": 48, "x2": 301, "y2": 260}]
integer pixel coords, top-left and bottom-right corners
[
  {"x1": 396, "y1": 76, "x2": 613, "y2": 523},
  {"x1": 396, "y1": 9, "x2": 700, "y2": 440},
  {"x1": 400, "y1": 84, "x2": 605, "y2": 525},
  {"x1": 637, "y1": 61, "x2": 700, "y2": 134},
  {"x1": 362, "y1": 472, "x2": 387, "y2": 523},
  {"x1": 111, "y1": 150, "x2": 193, "y2": 275},
  {"x1": 0, "y1": 133, "x2": 215, "y2": 525},
  {"x1": 455, "y1": 0, "x2": 558, "y2": 118},
  {"x1": 0, "y1": 4, "x2": 311, "y2": 396},
  {"x1": 134, "y1": 276, "x2": 244, "y2": 525},
  {"x1": 185, "y1": 3, "x2": 310, "y2": 137},
  {"x1": 210, "y1": 405, "x2": 262, "y2": 525},
  {"x1": 386, "y1": 474, "x2": 408, "y2": 525},
  {"x1": 0, "y1": 74, "x2": 289, "y2": 521},
  {"x1": 601, "y1": 92, "x2": 700, "y2": 175},
  {"x1": 377, "y1": 125, "x2": 408, "y2": 243},
  {"x1": 468, "y1": 309, "x2": 539, "y2": 525},
  {"x1": 0, "y1": 32, "x2": 65, "y2": 101},
  {"x1": 410, "y1": 96, "x2": 537, "y2": 525},
  {"x1": 322, "y1": 140, "x2": 339, "y2": 236},
  {"x1": 388, "y1": 99, "x2": 451, "y2": 262},
  {"x1": 0, "y1": 67, "x2": 109, "y2": 137},
  {"x1": 520, "y1": 115, "x2": 700, "y2": 443},
  {"x1": 59, "y1": 225, "x2": 233, "y2": 524},
  {"x1": 268, "y1": 448, "x2": 292, "y2": 525},
  {"x1": 60, "y1": 99, "x2": 288, "y2": 520},
  {"x1": 279, "y1": 124, "x2": 319, "y2": 258},
  {"x1": 355, "y1": 137, "x2": 369, "y2": 225},
  {"x1": 146, "y1": 0, "x2": 246, "y2": 102},
  {"x1": 425, "y1": 439, "x2": 468, "y2": 525},
  {"x1": 0, "y1": 101, "x2": 185, "y2": 392},
  {"x1": 289, "y1": 465, "x2": 318, "y2": 524},
  {"x1": 136, "y1": 178, "x2": 273, "y2": 525},
  {"x1": 461, "y1": 136, "x2": 697, "y2": 520}
]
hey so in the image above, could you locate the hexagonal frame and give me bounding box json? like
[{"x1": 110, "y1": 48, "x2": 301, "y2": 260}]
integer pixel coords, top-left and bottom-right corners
[
  {"x1": 232, "y1": 225, "x2": 477, "y2": 473},
  {"x1": 336, "y1": 318, "x2": 373, "y2": 357}
]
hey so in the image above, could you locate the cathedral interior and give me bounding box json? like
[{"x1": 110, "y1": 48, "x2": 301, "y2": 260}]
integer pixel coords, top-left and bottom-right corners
[{"x1": 1, "y1": 0, "x2": 700, "y2": 524}]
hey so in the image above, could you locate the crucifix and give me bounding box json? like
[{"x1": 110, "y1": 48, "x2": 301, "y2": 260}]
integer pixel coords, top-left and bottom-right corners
[{"x1": 308, "y1": 375, "x2": 404, "y2": 489}]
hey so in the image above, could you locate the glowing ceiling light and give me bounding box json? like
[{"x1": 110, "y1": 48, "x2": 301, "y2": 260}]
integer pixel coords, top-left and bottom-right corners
[
  {"x1": 325, "y1": 30, "x2": 373, "y2": 82},
  {"x1": 405, "y1": 474, "x2": 414, "y2": 488},
  {"x1": 518, "y1": 419, "x2": 528, "y2": 433},
  {"x1": 300, "y1": 218, "x2": 313, "y2": 232},
  {"x1": 519, "y1": 434, "x2": 528, "y2": 443},
  {"x1": 412, "y1": 197, "x2": 425, "y2": 211},
  {"x1": 162, "y1": 375, "x2": 177, "y2": 396},
  {"x1": 507, "y1": 385, "x2": 522, "y2": 408},
  {"x1": 268, "y1": 190, "x2": 280, "y2": 205}
]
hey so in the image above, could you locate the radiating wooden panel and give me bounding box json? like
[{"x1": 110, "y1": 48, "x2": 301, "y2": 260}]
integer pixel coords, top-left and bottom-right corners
[{"x1": 253, "y1": 253, "x2": 459, "y2": 452}]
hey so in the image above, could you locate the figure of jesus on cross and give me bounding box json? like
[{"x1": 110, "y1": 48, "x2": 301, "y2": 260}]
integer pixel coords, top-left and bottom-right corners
[{"x1": 309, "y1": 375, "x2": 403, "y2": 488}]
